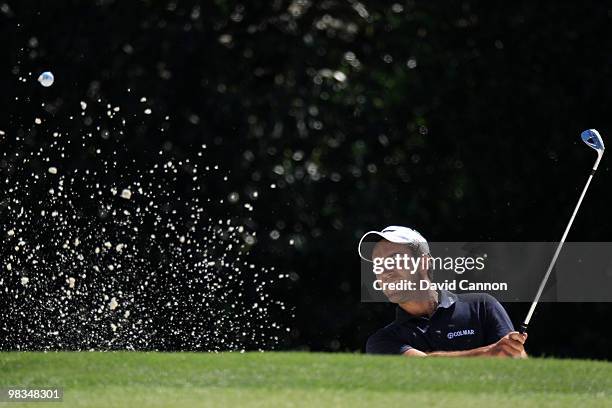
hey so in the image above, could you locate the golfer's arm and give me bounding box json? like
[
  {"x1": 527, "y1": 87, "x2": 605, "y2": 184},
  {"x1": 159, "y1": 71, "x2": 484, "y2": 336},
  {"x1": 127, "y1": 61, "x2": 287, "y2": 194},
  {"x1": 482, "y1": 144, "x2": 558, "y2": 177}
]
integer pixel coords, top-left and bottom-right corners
[
  {"x1": 402, "y1": 348, "x2": 428, "y2": 357},
  {"x1": 403, "y1": 346, "x2": 489, "y2": 357},
  {"x1": 426, "y1": 346, "x2": 489, "y2": 357}
]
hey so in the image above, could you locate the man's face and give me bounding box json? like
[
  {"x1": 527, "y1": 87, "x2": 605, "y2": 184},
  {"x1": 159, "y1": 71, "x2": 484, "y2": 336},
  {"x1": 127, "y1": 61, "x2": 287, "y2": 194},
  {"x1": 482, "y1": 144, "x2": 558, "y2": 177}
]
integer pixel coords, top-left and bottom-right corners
[{"x1": 371, "y1": 239, "x2": 430, "y2": 303}]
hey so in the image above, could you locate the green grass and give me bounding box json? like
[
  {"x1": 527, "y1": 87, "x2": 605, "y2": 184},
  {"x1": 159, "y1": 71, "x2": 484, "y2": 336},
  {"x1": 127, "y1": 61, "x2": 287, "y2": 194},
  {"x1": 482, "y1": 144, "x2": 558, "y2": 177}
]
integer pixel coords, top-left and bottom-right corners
[{"x1": 0, "y1": 352, "x2": 610, "y2": 407}]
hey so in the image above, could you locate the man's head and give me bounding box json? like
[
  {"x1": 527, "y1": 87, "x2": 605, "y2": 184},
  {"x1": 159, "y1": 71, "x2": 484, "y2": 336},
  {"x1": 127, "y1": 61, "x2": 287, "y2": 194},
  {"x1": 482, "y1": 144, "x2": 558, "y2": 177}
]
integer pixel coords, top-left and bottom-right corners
[{"x1": 358, "y1": 226, "x2": 433, "y2": 303}]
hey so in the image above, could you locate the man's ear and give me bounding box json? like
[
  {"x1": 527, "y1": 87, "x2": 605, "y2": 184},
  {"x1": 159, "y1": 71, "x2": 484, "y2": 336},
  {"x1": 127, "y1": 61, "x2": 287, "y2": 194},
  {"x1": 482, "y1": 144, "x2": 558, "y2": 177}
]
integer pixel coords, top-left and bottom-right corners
[{"x1": 420, "y1": 254, "x2": 433, "y2": 281}]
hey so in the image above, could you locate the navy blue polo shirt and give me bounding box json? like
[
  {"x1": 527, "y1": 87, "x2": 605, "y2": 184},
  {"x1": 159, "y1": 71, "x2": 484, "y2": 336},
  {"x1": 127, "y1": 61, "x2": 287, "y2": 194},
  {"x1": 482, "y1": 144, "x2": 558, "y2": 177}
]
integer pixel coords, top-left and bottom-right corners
[{"x1": 366, "y1": 290, "x2": 514, "y2": 355}]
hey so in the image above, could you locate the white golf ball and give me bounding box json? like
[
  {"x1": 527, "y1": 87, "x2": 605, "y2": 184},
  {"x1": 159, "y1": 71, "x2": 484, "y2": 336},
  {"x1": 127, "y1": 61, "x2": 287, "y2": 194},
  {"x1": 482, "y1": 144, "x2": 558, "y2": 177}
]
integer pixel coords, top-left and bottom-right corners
[{"x1": 38, "y1": 71, "x2": 54, "y2": 87}]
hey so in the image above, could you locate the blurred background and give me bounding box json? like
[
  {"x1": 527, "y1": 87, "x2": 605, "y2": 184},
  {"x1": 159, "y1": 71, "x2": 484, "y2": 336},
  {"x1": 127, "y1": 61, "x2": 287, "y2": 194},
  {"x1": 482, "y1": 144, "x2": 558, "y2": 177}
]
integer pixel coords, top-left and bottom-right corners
[{"x1": 1, "y1": 1, "x2": 611, "y2": 359}]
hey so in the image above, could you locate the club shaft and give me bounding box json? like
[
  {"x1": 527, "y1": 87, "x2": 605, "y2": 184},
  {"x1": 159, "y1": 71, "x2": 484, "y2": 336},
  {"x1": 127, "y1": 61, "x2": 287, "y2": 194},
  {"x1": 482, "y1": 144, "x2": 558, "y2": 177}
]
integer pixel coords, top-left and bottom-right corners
[{"x1": 522, "y1": 170, "x2": 596, "y2": 328}]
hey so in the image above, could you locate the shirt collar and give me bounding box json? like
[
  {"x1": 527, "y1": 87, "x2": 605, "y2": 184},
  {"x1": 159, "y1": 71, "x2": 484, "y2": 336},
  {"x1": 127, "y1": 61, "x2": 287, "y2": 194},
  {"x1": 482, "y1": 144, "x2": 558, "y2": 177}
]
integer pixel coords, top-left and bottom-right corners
[{"x1": 395, "y1": 290, "x2": 457, "y2": 323}]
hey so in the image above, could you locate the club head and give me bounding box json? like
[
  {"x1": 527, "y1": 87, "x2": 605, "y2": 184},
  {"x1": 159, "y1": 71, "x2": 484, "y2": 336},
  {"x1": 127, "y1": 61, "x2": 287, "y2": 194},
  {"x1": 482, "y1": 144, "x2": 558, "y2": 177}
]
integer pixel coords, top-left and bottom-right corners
[
  {"x1": 581, "y1": 129, "x2": 605, "y2": 152},
  {"x1": 581, "y1": 129, "x2": 605, "y2": 170}
]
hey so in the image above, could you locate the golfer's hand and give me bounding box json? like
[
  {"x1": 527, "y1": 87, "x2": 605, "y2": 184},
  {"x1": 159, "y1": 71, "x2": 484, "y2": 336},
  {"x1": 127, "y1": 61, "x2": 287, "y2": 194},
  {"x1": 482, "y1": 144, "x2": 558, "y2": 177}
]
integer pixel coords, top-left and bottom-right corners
[{"x1": 484, "y1": 331, "x2": 528, "y2": 358}]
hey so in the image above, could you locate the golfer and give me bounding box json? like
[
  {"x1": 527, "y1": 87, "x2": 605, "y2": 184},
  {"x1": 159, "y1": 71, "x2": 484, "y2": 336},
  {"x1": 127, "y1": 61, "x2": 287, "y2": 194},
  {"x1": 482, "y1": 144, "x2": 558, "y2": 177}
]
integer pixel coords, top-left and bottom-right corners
[{"x1": 359, "y1": 226, "x2": 527, "y2": 357}]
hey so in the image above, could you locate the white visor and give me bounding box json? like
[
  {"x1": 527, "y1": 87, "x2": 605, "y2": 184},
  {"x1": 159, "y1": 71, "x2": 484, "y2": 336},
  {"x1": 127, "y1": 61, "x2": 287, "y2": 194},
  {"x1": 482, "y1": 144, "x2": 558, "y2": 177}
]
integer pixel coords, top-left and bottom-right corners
[{"x1": 358, "y1": 225, "x2": 430, "y2": 262}]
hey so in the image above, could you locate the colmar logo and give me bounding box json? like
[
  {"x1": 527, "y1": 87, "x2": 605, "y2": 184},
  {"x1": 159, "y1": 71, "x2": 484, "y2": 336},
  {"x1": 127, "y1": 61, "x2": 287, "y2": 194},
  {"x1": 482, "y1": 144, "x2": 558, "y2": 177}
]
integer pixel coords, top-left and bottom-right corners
[{"x1": 447, "y1": 329, "x2": 475, "y2": 339}]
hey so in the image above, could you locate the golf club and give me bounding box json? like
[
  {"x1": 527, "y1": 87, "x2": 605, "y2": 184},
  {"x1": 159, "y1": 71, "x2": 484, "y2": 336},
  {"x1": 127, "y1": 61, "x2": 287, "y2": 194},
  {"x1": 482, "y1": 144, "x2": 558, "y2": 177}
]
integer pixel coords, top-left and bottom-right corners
[{"x1": 519, "y1": 129, "x2": 605, "y2": 334}]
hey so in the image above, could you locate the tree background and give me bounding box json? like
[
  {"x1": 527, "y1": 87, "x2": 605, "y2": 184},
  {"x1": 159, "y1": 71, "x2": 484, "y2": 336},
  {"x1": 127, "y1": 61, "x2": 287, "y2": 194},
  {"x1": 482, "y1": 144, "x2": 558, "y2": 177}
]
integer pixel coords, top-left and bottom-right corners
[{"x1": 1, "y1": 0, "x2": 611, "y2": 359}]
